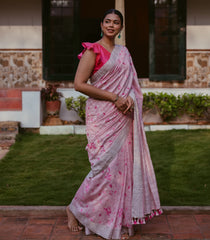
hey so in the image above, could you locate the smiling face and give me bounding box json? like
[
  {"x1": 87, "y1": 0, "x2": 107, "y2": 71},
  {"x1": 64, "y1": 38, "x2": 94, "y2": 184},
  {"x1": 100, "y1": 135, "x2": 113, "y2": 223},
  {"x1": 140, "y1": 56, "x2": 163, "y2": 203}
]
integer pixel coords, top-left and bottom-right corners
[{"x1": 101, "y1": 13, "x2": 123, "y2": 39}]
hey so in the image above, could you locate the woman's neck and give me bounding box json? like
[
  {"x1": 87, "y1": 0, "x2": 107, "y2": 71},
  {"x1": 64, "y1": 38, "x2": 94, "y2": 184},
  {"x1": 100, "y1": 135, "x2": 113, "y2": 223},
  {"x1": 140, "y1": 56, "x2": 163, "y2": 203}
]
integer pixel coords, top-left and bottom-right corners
[{"x1": 98, "y1": 36, "x2": 115, "y2": 52}]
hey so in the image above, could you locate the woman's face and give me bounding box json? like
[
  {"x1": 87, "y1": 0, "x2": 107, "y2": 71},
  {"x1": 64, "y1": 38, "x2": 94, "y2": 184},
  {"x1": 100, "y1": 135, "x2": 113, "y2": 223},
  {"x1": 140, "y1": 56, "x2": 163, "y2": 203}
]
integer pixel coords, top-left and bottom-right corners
[{"x1": 101, "y1": 13, "x2": 123, "y2": 38}]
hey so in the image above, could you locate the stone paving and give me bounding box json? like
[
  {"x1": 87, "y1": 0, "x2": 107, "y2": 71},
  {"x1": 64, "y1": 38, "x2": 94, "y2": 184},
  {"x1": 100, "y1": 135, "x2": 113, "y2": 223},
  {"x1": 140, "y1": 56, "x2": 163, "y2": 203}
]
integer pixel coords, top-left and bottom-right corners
[
  {"x1": 0, "y1": 208, "x2": 210, "y2": 240},
  {"x1": 0, "y1": 149, "x2": 9, "y2": 160}
]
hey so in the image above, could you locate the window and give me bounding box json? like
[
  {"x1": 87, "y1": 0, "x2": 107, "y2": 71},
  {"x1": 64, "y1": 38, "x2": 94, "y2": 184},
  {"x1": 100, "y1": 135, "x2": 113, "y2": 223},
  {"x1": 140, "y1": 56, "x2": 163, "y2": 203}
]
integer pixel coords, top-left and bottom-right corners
[
  {"x1": 149, "y1": 0, "x2": 186, "y2": 81},
  {"x1": 43, "y1": 0, "x2": 80, "y2": 81}
]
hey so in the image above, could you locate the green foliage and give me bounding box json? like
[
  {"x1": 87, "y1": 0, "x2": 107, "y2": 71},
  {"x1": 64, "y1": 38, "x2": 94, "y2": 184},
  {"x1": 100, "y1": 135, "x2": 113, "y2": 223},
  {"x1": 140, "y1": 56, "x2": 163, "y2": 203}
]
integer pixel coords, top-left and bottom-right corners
[
  {"x1": 143, "y1": 92, "x2": 178, "y2": 120},
  {"x1": 143, "y1": 92, "x2": 210, "y2": 121},
  {"x1": 65, "y1": 96, "x2": 87, "y2": 122},
  {"x1": 180, "y1": 93, "x2": 210, "y2": 117},
  {"x1": 65, "y1": 93, "x2": 210, "y2": 122}
]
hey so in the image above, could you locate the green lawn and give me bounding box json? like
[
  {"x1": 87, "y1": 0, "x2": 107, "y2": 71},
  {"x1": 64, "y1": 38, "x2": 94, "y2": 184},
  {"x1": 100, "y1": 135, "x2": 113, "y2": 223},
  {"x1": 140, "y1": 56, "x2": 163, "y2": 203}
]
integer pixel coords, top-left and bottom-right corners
[{"x1": 0, "y1": 130, "x2": 209, "y2": 206}]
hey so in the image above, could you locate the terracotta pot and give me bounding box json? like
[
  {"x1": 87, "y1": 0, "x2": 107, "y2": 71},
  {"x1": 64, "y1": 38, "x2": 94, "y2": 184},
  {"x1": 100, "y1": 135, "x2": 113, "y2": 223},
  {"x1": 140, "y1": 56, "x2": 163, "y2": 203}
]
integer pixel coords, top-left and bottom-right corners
[{"x1": 46, "y1": 100, "x2": 61, "y2": 116}]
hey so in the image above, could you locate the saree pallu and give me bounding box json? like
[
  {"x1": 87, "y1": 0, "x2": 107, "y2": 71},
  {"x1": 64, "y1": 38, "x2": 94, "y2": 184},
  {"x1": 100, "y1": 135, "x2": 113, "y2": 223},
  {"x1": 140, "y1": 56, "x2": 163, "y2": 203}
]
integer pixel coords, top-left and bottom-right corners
[{"x1": 69, "y1": 45, "x2": 162, "y2": 239}]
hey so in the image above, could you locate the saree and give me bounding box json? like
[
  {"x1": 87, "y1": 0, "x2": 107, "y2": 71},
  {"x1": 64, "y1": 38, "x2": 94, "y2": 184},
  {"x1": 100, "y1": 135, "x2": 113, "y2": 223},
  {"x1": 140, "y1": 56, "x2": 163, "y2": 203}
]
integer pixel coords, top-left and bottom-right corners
[{"x1": 69, "y1": 44, "x2": 162, "y2": 239}]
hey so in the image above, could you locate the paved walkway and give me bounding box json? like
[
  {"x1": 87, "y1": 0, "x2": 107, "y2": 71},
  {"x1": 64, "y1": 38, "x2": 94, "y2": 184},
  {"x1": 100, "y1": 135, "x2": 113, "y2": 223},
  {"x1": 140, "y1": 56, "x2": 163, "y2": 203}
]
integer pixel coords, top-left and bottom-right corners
[
  {"x1": 0, "y1": 149, "x2": 9, "y2": 161},
  {"x1": 0, "y1": 206, "x2": 210, "y2": 240}
]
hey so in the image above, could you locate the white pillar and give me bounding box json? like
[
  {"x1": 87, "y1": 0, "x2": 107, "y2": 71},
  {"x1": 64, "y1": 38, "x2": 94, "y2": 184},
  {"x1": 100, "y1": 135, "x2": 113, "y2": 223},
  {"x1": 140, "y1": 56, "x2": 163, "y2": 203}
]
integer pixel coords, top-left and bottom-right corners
[{"x1": 115, "y1": 0, "x2": 126, "y2": 46}]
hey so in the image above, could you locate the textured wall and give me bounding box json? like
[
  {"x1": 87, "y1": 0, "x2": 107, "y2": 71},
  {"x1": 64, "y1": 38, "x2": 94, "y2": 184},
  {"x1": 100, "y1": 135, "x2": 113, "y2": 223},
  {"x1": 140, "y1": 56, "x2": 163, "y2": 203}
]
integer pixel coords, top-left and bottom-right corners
[
  {"x1": 0, "y1": 51, "x2": 44, "y2": 88},
  {"x1": 0, "y1": 50, "x2": 75, "y2": 88},
  {"x1": 1, "y1": 50, "x2": 210, "y2": 89},
  {"x1": 186, "y1": 51, "x2": 210, "y2": 87},
  {"x1": 141, "y1": 51, "x2": 210, "y2": 88}
]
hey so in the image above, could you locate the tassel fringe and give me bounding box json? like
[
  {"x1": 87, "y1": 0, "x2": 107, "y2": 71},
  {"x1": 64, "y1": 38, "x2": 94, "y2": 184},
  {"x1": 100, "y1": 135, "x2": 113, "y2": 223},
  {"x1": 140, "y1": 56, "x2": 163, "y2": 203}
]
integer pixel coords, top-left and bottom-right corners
[{"x1": 132, "y1": 209, "x2": 163, "y2": 225}]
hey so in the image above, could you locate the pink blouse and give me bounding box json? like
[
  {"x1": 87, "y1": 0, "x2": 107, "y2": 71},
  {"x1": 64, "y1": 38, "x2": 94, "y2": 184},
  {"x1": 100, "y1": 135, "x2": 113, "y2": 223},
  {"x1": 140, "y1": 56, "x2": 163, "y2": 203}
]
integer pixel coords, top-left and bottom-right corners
[{"x1": 78, "y1": 42, "x2": 111, "y2": 76}]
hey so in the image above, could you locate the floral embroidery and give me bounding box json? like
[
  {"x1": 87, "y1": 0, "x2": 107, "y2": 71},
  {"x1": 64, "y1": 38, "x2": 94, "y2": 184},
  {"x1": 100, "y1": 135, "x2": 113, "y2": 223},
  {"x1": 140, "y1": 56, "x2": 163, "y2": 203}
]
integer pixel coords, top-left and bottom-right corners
[
  {"x1": 104, "y1": 167, "x2": 112, "y2": 181},
  {"x1": 104, "y1": 207, "x2": 112, "y2": 216}
]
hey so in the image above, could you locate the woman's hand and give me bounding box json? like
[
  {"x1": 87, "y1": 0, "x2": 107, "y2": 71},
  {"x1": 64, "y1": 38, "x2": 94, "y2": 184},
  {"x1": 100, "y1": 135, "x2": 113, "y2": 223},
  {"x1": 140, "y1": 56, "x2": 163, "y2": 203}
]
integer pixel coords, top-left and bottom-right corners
[
  {"x1": 114, "y1": 95, "x2": 134, "y2": 114},
  {"x1": 114, "y1": 96, "x2": 128, "y2": 113},
  {"x1": 123, "y1": 96, "x2": 134, "y2": 114}
]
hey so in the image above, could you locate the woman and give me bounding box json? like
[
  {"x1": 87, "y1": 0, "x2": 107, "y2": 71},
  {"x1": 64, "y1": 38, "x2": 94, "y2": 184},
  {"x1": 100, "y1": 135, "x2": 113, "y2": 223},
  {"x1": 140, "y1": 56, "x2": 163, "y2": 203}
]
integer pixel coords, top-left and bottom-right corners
[{"x1": 66, "y1": 9, "x2": 162, "y2": 240}]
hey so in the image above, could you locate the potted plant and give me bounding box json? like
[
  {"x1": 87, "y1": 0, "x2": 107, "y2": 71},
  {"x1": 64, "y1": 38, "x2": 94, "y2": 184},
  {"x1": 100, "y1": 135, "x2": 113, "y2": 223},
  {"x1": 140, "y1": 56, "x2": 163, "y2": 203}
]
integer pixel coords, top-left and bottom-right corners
[{"x1": 41, "y1": 84, "x2": 63, "y2": 116}]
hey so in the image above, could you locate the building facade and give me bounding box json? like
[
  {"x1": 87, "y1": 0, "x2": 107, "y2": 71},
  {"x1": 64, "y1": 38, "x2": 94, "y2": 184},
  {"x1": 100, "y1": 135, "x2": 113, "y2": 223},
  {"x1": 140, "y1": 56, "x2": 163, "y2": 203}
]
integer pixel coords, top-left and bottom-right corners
[
  {"x1": 0, "y1": 0, "x2": 210, "y2": 127},
  {"x1": 0, "y1": 0, "x2": 210, "y2": 89}
]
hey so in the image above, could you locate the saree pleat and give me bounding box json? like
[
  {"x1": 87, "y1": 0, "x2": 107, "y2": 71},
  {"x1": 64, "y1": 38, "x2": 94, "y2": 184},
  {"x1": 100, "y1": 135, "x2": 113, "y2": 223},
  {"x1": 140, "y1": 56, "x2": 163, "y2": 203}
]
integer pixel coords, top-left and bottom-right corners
[
  {"x1": 70, "y1": 125, "x2": 133, "y2": 239},
  {"x1": 69, "y1": 44, "x2": 162, "y2": 239}
]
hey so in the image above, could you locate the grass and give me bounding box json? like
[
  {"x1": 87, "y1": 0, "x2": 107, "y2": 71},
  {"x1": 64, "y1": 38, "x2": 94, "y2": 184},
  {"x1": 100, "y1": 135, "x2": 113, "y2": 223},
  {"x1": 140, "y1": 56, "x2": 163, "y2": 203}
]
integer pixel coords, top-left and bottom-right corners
[
  {"x1": 0, "y1": 134, "x2": 89, "y2": 206},
  {"x1": 0, "y1": 130, "x2": 209, "y2": 206},
  {"x1": 147, "y1": 130, "x2": 210, "y2": 206}
]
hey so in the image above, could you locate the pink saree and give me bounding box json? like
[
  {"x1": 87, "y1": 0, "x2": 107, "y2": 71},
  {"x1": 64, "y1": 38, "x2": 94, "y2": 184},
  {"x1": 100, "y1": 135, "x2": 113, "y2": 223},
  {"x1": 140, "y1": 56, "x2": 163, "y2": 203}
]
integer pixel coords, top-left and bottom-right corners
[{"x1": 69, "y1": 44, "x2": 162, "y2": 239}]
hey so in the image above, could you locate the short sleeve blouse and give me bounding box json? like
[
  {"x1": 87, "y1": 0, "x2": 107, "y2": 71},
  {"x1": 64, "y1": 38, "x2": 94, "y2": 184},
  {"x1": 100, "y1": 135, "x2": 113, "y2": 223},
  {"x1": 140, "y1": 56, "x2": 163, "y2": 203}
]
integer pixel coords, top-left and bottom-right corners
[{"x1": 78, "y1": 42, "x2": 111, "y2": 76}]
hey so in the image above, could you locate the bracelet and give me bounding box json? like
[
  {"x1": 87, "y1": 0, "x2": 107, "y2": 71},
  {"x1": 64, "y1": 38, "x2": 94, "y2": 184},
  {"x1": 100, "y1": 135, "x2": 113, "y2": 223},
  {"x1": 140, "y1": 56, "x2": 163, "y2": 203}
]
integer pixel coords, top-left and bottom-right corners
[{"x1": 113, "y1": 94, "x2": 119, "y2": 103}]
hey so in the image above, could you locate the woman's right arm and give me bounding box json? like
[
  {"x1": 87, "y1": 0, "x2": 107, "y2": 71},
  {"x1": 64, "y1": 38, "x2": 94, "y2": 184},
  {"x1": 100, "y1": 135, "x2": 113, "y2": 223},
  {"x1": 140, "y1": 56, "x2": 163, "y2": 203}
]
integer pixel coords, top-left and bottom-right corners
[
  {"x1": 74, "y1": 49, "x2": 128, "y2": 112},
  {"x1": 74, "y1": 49, "x2": 117, "y2": 102}
]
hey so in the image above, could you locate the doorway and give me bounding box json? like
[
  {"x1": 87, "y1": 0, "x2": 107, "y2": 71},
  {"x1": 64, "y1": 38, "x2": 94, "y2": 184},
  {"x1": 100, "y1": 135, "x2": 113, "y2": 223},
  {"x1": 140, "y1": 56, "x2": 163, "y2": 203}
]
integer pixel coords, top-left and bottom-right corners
[
  {"x1": 125, "y1": 0, "x2": 186, "y2": 80},
  {"x1": 79, "y1": 0, "x2": 115, "y2": 44},
  {"x1": 125, "y1": 0, "x2": 149, "y2": 78}
]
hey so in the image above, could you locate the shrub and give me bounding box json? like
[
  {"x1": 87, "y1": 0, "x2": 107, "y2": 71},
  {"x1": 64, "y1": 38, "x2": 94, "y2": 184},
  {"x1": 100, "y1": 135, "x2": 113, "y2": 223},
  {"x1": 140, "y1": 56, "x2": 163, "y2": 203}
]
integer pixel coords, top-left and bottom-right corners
[
  {"x1": 181, "y1": 93, "x2": 210, "y2": 118},
  {"x1": 41, "y1": 84, "x2": 63, "y2": 101},
  {"x1": 66, "y1": 93, "x2": 210, "y2": 122},
  {"x1": 65, "y1": 96, "x2": 87, "y2": 122},
  {"x1": 143, "y1": 92, "x2": 210, "y2": 121},
  {"x1": 143, "y1": 92, "x2": 179, "y2": 120}
]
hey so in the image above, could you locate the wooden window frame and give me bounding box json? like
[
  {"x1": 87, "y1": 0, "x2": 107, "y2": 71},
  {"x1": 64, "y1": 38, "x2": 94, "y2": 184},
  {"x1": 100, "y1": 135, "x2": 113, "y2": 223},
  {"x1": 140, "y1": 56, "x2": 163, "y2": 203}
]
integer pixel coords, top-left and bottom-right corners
[
  {"x1": 42, "y1": 0, "x2": 80, "y2": 81},
  {"x1": 149, "y1": 0, "x2": 186, "y2": 81}
]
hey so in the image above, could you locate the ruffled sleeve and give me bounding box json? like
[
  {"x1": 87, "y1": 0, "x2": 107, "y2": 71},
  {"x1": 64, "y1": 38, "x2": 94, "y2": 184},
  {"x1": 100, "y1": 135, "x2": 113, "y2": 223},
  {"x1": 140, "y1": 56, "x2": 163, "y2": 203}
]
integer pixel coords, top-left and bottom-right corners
[
  {"x1": 77, "y1": 42, "x2": 111, "y2": 76},
  {"x1": 78, "y1": 42, "x2": 100, "y2": 59}
]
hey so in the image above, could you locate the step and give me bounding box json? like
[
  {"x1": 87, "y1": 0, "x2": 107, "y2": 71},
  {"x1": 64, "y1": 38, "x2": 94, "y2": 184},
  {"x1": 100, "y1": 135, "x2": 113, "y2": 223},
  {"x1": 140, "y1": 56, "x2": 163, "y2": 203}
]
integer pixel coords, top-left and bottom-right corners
[
  {"x1": 0, "y1": 140, "x2": 15, "y2": 149},
  {"x1": 0, "y1": 135, "x2": 15, "y2": 141},
  {"x1": 0, "y1": 121, "x2": 19, "y2": 149},
  {"x1": 0, "y1": 121, "x2": 19, "y2": 134}
]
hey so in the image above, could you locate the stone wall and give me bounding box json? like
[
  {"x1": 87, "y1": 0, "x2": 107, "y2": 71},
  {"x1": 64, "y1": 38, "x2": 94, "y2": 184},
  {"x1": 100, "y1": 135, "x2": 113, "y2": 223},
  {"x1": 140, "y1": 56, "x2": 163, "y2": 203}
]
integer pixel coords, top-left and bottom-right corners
[
  {"x1": 0, "y1": 50, "x2": 44, "y2": 88},
  {"x1": 141, "y1": 50, "x2": 210, "y2": 88},
  {"x1": 0, "y1": 50, "x2": 75, "y2": 89},
  {"x1": 186, "y1": 51, "x2": 210, "y2": 88},
  {"x1": 1, "y1": 50, "x2": 210, "y2": 89}
]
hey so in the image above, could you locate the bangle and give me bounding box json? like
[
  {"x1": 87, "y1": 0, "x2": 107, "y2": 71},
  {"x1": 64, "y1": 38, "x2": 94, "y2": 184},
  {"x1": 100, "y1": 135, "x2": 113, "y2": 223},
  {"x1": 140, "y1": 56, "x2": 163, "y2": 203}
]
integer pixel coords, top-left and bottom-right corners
[{"x1": 113, "y1": 94, "x2": 119, "y2": 103}]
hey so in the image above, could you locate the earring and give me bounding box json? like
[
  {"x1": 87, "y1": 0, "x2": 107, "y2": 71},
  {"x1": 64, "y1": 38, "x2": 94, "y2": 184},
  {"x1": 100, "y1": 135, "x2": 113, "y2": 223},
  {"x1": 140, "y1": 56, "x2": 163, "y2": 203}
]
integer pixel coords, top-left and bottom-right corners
[
  {"x1": 118, "y1": 32, "x2": 121, "y2": 39},
  {"x1": 100, "y1": 31, "x2": 103, "y2": 37}
]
